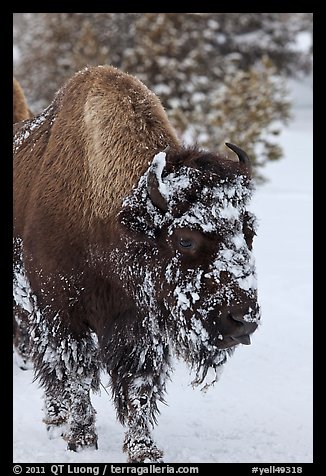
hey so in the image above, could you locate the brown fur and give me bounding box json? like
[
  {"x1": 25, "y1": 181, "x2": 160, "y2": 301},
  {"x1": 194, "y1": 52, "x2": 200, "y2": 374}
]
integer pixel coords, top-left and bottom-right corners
[{"x1": 13, "y1": 77, "x2": 32, "y2": 123}]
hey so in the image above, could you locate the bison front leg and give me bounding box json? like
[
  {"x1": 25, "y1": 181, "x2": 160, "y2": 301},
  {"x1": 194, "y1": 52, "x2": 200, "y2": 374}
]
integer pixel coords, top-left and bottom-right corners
[
  {"x1": 109, "y1": 340, "x2": 171, "y2": 463},
  {"x1": 43, "y1": 371, "x2": 98, "y2": 450},
  {"x1": 63, "y1": 377, "x2": 99, "y2": 451},
  {"x1": 30, "y1": 317, "x2": 100, "y2": 451},
  {"x1": 122, "y1": 392, "x2": 164, "y2": 463},
  {"x1": 43, "y1": 385, "x2": 70, "y2": 439}
]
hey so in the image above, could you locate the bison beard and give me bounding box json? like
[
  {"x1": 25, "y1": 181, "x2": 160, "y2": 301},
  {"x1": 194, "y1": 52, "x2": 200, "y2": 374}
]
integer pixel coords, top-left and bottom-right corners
[{"x1": 13, "y1": 65, "x2": 260, "y2": 463}]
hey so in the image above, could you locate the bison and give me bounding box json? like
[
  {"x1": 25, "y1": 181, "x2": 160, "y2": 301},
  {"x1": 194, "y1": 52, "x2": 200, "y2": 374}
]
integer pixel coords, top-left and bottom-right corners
[
  {"x1": 13, "y1": 65, "x2": 260, "y2": 462},
  {"x1": 13, "y1": 77, "x2": 33, "y2": 369},
  {"x1": 13, "y1": 77, "x2": 33, "y2": 124}
]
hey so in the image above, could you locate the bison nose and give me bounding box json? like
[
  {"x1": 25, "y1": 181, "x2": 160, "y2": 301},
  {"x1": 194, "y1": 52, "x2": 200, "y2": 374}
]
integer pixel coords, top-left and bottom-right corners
[{"x1": 219, "y1": 308, "x2": 258, "y2": 345}]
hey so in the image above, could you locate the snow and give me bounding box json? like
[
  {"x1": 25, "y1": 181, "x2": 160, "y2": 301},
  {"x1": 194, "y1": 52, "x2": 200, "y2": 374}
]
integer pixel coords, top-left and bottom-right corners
[
  {"x1": 151, "y1": 151, "x2": 168, "y2": 198},
  {"x1": 13, "y1": 45, "x2": 20, "y2": 65},
  {"x1": 13, "y1": 81, "x2": 313, "y2": 463},
  {"x1": 294, "y1": 31, "x2": 312, "y2": 54}
]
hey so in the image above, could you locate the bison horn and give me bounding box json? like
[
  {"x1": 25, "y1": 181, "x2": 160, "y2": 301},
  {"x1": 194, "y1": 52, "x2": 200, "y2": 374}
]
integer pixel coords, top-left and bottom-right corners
[
  {"x1": 147, "y1": 149, "x2": 169, "y2": 213},
  {"x1": 225, "y1": 142, "x2": 251, "y2": 171}
]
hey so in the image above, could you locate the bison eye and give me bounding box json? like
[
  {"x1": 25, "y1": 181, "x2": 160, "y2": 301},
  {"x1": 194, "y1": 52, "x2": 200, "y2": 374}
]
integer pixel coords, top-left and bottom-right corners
[
  {"x1": 173, "y1": 228, "x2": 203, "y2": 255},
  {"x1": 179, "y1": 238, "x2": 194, "y2": 249}
]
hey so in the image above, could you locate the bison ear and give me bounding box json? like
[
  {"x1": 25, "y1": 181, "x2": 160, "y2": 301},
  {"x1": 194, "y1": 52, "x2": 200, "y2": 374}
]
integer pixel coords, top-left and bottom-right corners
[
  {"x1": 225, "y1": 143, "x2": 252, "y2": 174},
  {"x1": 147, "y1": 150, "x2": 169, "y2": 213}
]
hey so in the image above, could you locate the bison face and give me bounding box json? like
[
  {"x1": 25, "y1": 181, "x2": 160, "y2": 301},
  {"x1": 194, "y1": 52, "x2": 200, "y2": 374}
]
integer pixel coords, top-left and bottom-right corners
[
  {"x1": 162, "y1": 221, "x2": 259, "y2": 346},
  {"x1": 118, "y1": 146, "x2": 260, "y2": 388}
]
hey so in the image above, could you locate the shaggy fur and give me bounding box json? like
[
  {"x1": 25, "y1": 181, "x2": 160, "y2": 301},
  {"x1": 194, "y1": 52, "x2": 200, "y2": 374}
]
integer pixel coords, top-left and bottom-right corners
[
  {"x1": 13, "y1": 77, "x2": 33, "y2": 366},
  {"x1": 13, "y1": 65, "x2": 260, "y2": 462},
  {"x1": 13, "y1": 77, "x2": 32, "y2": 124}
]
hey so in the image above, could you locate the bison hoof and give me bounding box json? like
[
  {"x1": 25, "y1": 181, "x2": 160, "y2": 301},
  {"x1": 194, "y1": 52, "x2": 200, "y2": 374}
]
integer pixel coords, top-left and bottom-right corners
[
  {"x1": 65, "y1": 428, "x2": 98, "y2": 452},
  {"x1": 127, "y1": 447, "x2": 164, "y2": 463},
  {"x1": 143, "y1": 458, "x2": 165, "y2": 464},
  {"x1": 67, "y1": 440, "x2": 98, "y2": 452},
  {"x1": 124, "y1": 435, "x2": 164, "y2": 463}
]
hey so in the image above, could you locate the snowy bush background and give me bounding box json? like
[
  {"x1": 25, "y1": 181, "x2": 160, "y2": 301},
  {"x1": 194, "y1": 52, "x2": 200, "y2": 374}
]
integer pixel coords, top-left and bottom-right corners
[{"x1": 13, "y1": 13, "x2": 313, "y2": 181}]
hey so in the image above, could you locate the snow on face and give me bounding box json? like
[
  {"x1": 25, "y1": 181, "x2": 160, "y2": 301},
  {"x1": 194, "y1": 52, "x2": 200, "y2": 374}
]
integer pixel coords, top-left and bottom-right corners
[{"x1": 118, "y1": 151, "x2": 260, "y2": 389}]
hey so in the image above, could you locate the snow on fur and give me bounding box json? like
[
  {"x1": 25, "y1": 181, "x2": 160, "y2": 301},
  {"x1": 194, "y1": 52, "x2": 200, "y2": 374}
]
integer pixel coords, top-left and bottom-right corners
[{"x1": 119, "y1": 154, "x2": 259, "y2": 389}]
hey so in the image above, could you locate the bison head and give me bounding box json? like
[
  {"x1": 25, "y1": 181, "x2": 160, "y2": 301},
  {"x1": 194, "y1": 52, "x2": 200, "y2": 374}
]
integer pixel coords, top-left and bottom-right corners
[{"x1": 117, "y1": 145, "x2": 260, "y2": 389}]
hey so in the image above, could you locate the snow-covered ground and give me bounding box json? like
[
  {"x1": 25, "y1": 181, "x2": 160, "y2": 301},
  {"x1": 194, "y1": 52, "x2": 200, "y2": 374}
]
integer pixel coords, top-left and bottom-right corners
[{"x1": 13, "y1": 79, "x2": 313, "y2": 464}]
